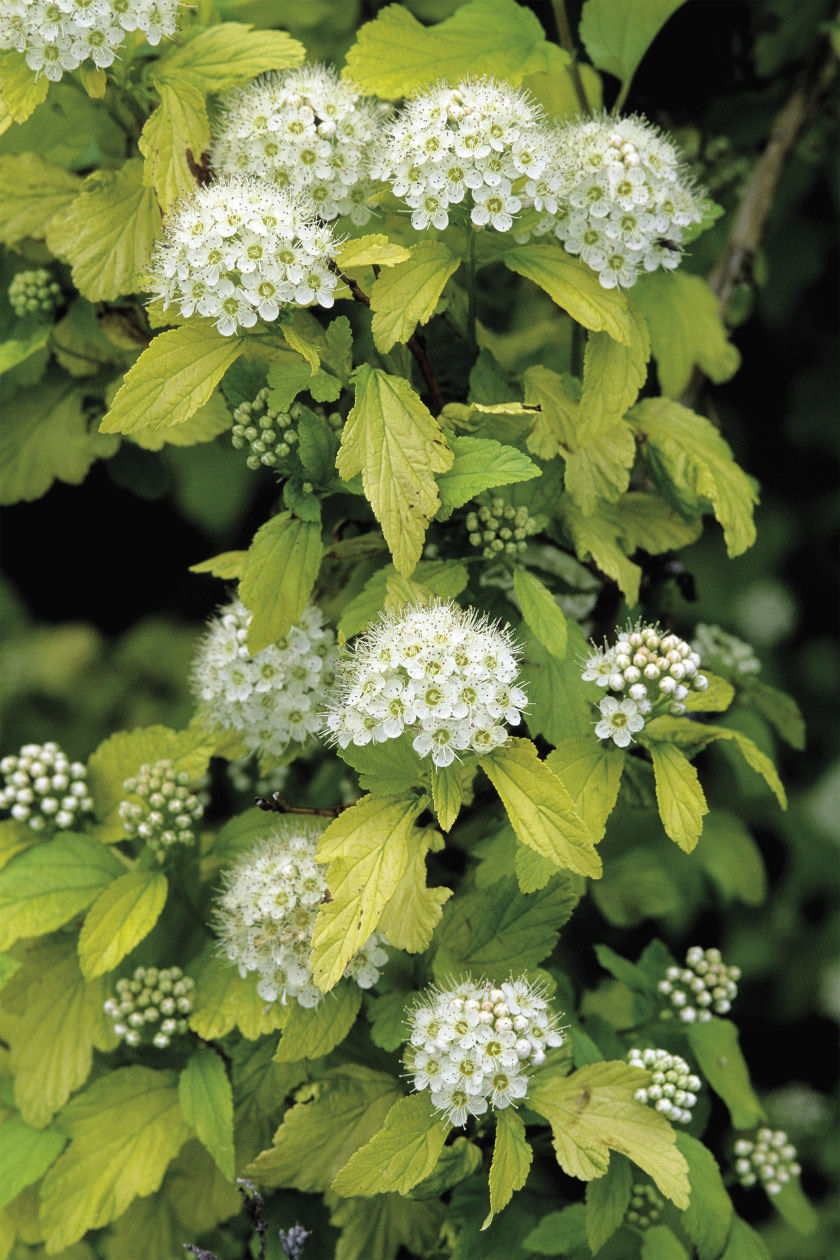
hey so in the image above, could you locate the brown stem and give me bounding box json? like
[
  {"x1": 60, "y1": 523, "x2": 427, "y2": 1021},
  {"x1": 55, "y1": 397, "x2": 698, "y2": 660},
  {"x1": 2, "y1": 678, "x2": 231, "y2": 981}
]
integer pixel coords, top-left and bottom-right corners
[{"x1": 255, "y1": 792, "x2": 348, "y2": 818}]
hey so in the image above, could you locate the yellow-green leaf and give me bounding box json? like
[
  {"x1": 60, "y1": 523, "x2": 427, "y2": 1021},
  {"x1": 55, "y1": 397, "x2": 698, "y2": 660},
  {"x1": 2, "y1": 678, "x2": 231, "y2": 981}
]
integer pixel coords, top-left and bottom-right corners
[
  {"x1": 189, "y1": 550, "x2": 247, "y2": 580},
  {"x1": 561, "y1": 497, "x2": 642, "y2": 605},
  {"x1": 647, "y1": 741, "x2": 708, "y2": 851},
  {"x1": 378, "y1": 831, "x2": 452, "y2": 953},
  {"x1": 513, "y1": 567, "x2": 568, "y2": 658},
  {"x1": 178, "y1": 1049, "x2": 235, "y2": 1181},
  {"x1": 0, "y1": 153, "x2": 81, "y2": 245},
  {"x1": 634, "y1": 270, "x2": 740, "y2": 396},
  {"x1": 86, "y1": 724, "x2": 213, "y2": 835},
  {"x1": 675, "y1": 1132, "x2": 733, "y2": 1260},
  {"x1": 614, "y1": 491, "x2": 703, "y2": 554},
  {"x1": 335, "y1": 235, "x2": 411, "y2": 270},
  {"x1": 274, "y1": 984, "x2": 362, "y2": 1062},
  {"x1": 579, "y1": 308, "x2": 650, "y2": 438},
  {"x1": 585, "y1": 1153, "x2": 632, "y2": 1253},
  {"x1": 77, "y1": 870, "x2": 168, "y2": 979},
  {"x1": 337, "y1": 365, "x2": 453, "y2": 576},
  {"x1": 127, "y1": 389, "x2": 232, "y2": 452},
  {"x1": 0, "y1": 833, "x2": 122, "y2": 949},
  {"x1": 436, "y1": 435, "x2": 540, "y2": 515},
  {"x1": 0, "y1": 50, "x2": 49, "y2": 123},
  {"x1": 483, "y1": 1107, "x2": 532, "y2": 1228},
  {"x1": 429, "y1": 762, "x2": 468, "y2": 832},
  {"x1": 546, "y1": 739, "x2": 624, "y2": 843},
  {"x1": 139, "y1": 80, "x2": 210, "y2": 212},
  {"x1": 187, "y1": 951, "x2": 283, "y2": 1042},
  {"x1": 563, "y1": 423, "x2": 637, "y2": 516},
  {"x1": 579, "y1": 0, "x2": 687, "y2": 88},
  {"x1": 239, "y1": 511, "x2": 323, "y2": 653},
  {"x1": 645, "y1": 715, "x2": 786, "y2": 808},
  {"x1": 154, "y1": 24, "x2": 304, "y2": 93},
  {"x1": 523, "y1": 363, "x2": 581, "y2": 456},
  {"x1": 332, "y1": 1094, "x2": 449, "y2": 1197},
  {"x1": 370, "y1": 241, "x2": 461, "y2": 353},
  {"x1": 0, "y1": 1114, "x2": 65, "y2": 1213},
  {"x1": 504, "y1": 245, "x2": 635, "y2": 345}
]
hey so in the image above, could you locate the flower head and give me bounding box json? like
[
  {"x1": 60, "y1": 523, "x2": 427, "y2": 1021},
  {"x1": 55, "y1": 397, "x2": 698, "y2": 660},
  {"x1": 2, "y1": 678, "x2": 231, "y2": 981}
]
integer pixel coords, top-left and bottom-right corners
[
  {"x1": 231, "y1": 387, "x2": 343, "y2": 472},
  {"x1": 404, "y1": 976, "x2": 564, "y2": 1126},
  {"x1": 322, "y1": 599, "x2": 526, "y2": 767},
  {"x1": 0, "y1": 741, "x2": 93, "y2": 831},
  {"x1": 118, "y1": 760, "x2": 204, "y2": 863},
  {"x1": 691, "y1": 623, "x2": 760, "y2": 677},
  {"x1": 8, "y1": 268, "x2": 62, "y2": 320},
  {"x1": 733, "y1": 1128, "x2": 801, "y2": 1196},
  {"x1": 213, "y1": 819, "x2": 388, "y2": 1007},
  {"x1": 657, "y1": 945, "x2": 740, "y2": 1023},
  {"x1": 465, "y1": 497, "x2": 538, "y2": 560},
  {"x1": 0, "y1": 1, "x2": 182, "y2": 81},
  {"x1": 212, "y1": 64, "x2": 389, "y2": 226},
  {"x1": 627, "y1": 1047, "x2": 701, "y2": 1124},
  {"x1": 104, "y1": 965, "x2": 194, "y2": 1049},
  {"x1": 191, "y1": 597, "x2": 338, "y2": 761},
  {"x1": 147, "y1": 178, "x2": 338, "y2": 335},
  {"x1": 625, "y1": 1183, "x2": 664, "y2": 1230}
]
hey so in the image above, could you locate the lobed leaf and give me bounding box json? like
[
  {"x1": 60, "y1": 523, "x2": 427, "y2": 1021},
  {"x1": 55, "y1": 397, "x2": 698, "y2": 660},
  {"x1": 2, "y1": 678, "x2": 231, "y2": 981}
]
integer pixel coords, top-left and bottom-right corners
[
  {"x1": 139, "y1": 81, "x2": 210, "y2": 212},
  {"x1": 370, "y1": 242, "x2": 461, "y2": 353},
  {"x1": 332, "y1": 1094, "x2": 449, "y2": 1197}
]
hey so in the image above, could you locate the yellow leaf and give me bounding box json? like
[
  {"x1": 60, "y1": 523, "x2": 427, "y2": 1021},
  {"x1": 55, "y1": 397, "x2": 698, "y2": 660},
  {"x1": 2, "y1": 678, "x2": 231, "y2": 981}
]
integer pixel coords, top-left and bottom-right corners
[
  {"x1": 77, "y1": 870, "x2": 168, "y2": 979},
  {"x1": 335, "y1": 235, "x2": 411, "y2": 269},
  {"x1": 483, "y1": 1108, "x2": 532, "y2": 1228},
  {"x1": 140, "y1": 81, "x2": 210, "y2": 211},
  {"x1": 370, "y1": 242, "x2": 461, "y2": 353},
  {"x1": 332, "y1": 1094, "x2": 449, "y2": 1197},
  {"x1": 0, "y1": 154, "x2": 81, "y2": 246},
  {"x1": 187, "y1": 950, "x2": 283, "y2": 1042},
  {"x1": 238, "y1": 511, "x2": 323, "y2": 654},
  {"x1": 647, "y1": 741, "x2": 708, "y2": 851},
  {"x1": 504, "y1": 245, "x2": 635, "y2": 345},
  {"x1": 378, "y1": 831, "x2": 452, "y2": 953}
]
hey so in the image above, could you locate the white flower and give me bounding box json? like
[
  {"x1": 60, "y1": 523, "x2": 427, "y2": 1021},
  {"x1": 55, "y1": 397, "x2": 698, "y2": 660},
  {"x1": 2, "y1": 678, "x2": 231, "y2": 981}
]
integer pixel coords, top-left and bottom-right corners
[
  {"x1": 732, "y1": 1128, "x2": 801, "y2": 1195},
  {"x1": 147, "y1": 178, "x2": 338, "y2": 336},
  {"x1": 118, "y1": 760, "x2": 204, "y2": 863},
  {"x1": 594, "y1": 696, "x2": 644, "y2": 747},
  {"x1": 404, "y1": 977, "x2": 564, "y2": 1126},
  {"x1": 105, "y1": 966, "x2": 193, "y2": 1049},
  {"x1": 213, "y1": 819, "x2": 387, "y2": 1008},
  {"x1": 322, "y1": 599, "x2": 525, "y2": 767},
  {"x1": 191, "y1": 597, "x2": 338, "y2": 761},
  {"x1": 658, "y1": 946, "x2": 741, "y2": 1023},
  {"x1": 0, "y1": 741, "x2": 93, "y2": 831},
  {"x1": 627, "y1": 1048, "x2": 701, "y2": 1124}
]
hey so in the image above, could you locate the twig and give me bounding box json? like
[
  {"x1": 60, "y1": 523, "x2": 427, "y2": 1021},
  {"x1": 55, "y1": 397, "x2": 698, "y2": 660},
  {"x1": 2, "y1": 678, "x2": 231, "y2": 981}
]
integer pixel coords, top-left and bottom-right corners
[{"x1": 255, "y1": 792, "x2": 348, "y2": 818}]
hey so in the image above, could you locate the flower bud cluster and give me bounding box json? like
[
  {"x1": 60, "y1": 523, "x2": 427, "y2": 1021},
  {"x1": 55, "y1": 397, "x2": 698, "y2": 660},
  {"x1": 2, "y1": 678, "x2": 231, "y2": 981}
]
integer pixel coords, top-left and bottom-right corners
[
  {"x1": 372, "y1": 77, "x2": 553, "y2": 234},
  {"x1": 404, "y1": 976, "x2": 564, "y2": 1127},
  {"x1": 531, "y1": 114, "x2": 704, "y2": 289},
  {"x1": 658, "y1": 946, "x2": 740, "y2": 1023},
  {"x1": 625, "y1": 1183, "x2": 664, "y2": 1230},
  {"x1": 104, "y1": 965, "x2": 194, "y2": 1049},
  {"x1": 627, "y1": 1048, "x2": 701, "y2": 1124},
  {"x1": 192, "y1": 598, "x2": 338, "y2": 760},
  {"x1": 231, "y1": 387, "x2": 342, "y2": 472},
  {"x1": 322, "y1": 599, "x2": 526, "y2": 768},
  {"x1": 734, "y1": 1128, "x2": 801, "y2": 1196},
  {"x1": 118, "y1": 760, "x2": 203, "y2": 862},
  {"x1": 147, "y1": 178, "x2": 338, "y2": 336},
  {"x1": 8, "y1": 269, "x2": 61, "y2": 320},
  {"x1": 0, "y1": 1, "x2": 181, "y2": 81},
  {"x1": 0, "y1": 742, "x2": 93, "y2": 831},
  {"x1": 582, "y1": 621, "x2": 708, "y2": 748},
  {"x1": 691, "y1": 623, "x2": 760, "y2": 677},
  {"x1": 212, "y1": 65, "x2": 388, "y2": 226},
  {"x1": 214, "y1": 820, "x2": 388, "y2": 1007},
  {"x1": 465, "y1": 498, "x2": 538, "y2": 560}
]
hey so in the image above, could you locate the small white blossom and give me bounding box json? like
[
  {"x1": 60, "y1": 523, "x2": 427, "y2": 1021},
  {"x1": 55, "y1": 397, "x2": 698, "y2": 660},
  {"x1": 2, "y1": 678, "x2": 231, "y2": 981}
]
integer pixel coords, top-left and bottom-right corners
[
  {"x1": 231, "y1": 387, "x2": 343, "y2": 472},
  {"x1": 627, "y1": 1048, "x2": 701, "y2": 1124},
  {"x1": 118, "y1": 760, "x2": 203, "y2": 863},
  {"x1": 594, "y1": 696, "x2": 645, "y2": 748},
  {"x1": 0, "y1": 741, "x2": 93, "y2": 831},
  {"x1": 191, "y1": 597, "x2": 338, "y2": 761},
  {"x1": 213, "y1": 819, "x2": 387, "y2": 1008},
  {"x1": 625, "y1": 1183, "x2": 664, "y2": 1230},
  {"x1": 691, "y1": 623, "x2": 761, "y2": 676},
  {"x1": 404, "y1": 976, "x2": 564, "y2": 1126},
  {"x1": 733, "y1": 1128, "x2": 801, "y2": 1196},
  {"x1": 104, "y1": 965, "x2": 193, "y2": 1049},
  {"x1": 657, "y1": 946, "x2": 741, "y2": 1023}
]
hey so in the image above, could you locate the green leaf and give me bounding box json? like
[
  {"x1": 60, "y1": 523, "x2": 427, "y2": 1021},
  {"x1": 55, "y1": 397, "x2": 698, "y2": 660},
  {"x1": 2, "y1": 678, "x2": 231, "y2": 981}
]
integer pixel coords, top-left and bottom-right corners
[
  {"x1": 675, "y1": 1132, "x2": 733, "y2": 1260},
  {"x1": 545, "y1": 740, "x2": 623, "y2": 843},
  {"x1": 513, "y1": 568, "x2": 568, "y2": 658},
  {"x1": 579, "y1": 0, "x2": 687, "y2": 89},
  {"x1": 693, "y1": 810, "x2": 766, "y2": 906},
  {"x1": 528, "y1": 1060, "x2": 690, "y2": 1208},
  {"x1": 329, "y1": 1191, "x2": 443, "y2": 1260},
  {"x1": 337, "y1": 365, "x2": 453, "y2": 576},
  {"x1": 335, "y1": 235, "x2": 412, "y2": 270},
  {"x1": 687, "y1": 1019, "x2": 764, "y2": 1129},
  {"x1": 238, "y1": 511, "x2": 323, "y2": 653},
  {"x1": 187, "y1": 951, "x2": 283, "y2": 1042},
  {"x1": 100, "y1": 324, "x2": 243, "y2": 437},
  {"x1": 615, "y1": 491, "x2": 703, "y2": 554},
  {"x1": 437, "y1": 435, "x2": 540, "y2": 514},
  {"x1": 585, "y1": 1152, "x2": 632, "y2": 1253},
  {"x1": 0, "y1": 50, "x2": 49, "y2": 123},
  {"x1": 641, "y1": 1225, "x2": 690, "y2": 1260},
  {"x1": 744, "y1": 679, "x2": 806, "y2": 749},
  {"x1": 266, "y1": 359, "x2": 314, "y2": 411},
  {"x1": 504, "y1": 245, "x2": 635, "y2": 345},
  {"x1": 0, "y1": 1114, "x2": 65, "y2": 1212},
  {"x1": 338, "y1": 559, "x2": 468, "y2": 638},
  {"x1": 40, "y1": 1066, "x2": 191, "y2": 1251},
  {"x1": 311, "y1": 794, "x2": 424, "y2": 992},
  {"x1": 0, "y1": 833, "x2": 122, "y2": 949},
  {"x1": 370, "y1": 241, "x2": 461, "y2": 353},
  {"x1": 647, "y1": 741, "x2": 708, "y2": 852},
  {"x1": 632, "y1": 397, "x2": 758, "y2": 558},
  {"x1": 483, "y1": 738, "x2": 601, "y2": 877},
  {"x1": 409, "y1": 1136, "x2": 483, "y2": 1200},
  {"x1": 483, "y1": 1107, "x2": 532, "y2": 1228},
  {"x1": 46, "y1": 159, "x2": 162, "y2": 302},
  {"x1": 342, "y1": 0, "x2": 554, "y2": 96},
  {"x1": 274, "y1": 984, "x2": 362, "y2": 1062},
  {"x1": 633, "y1": 271, "x2": 740, "y2": 397},
  {"x1": 247, "y1": 1064, "x2": 401, "y2": 1192},
  {"x1": 644, "y1": 715, "x2": 786, "y2": 807},
  {"x1": 579, "y1": 307, "x2": 650, "y2": 435},
  {"x1": 297, "y1": 408, "x2": 339, "y2": 482},
  {"x1": 0, "y1": 323, "x2": 48, "y2": 378},
  {"x1": 178, "y1": 1049, "x2": 235, "y2": 1181},
  {"x1": 430, "y1": 761, "x2": 468, "y2": 831},
  {"x1": 77, "y1": 870, "x2": 168, "y2": 979},
  {"x1": 338, "y1": 737, "x2": 425, "y2": 796},
  {"x1": 0, "y1": 153, "x2": 80, "y2": 245},
  {"x1": 523, "y1": 1204, "x2": 588, "y2": 1254},
  {"x1": 86, "y1": 724, "x2": 212, "y2": 833},
  {"x1": 154, "y1": 23, "x2": 304, "y2": 92},
  {"x1": 721, "y1": 1217, "x2": 771, "y2": 1260},
  {"x1": 560, "y1": 497, "x2": 642, "y2": 604},
  {"x1": 139, "y1": 81, "x2": 210, "y2": 211},
  {"x1": 333, "y1": 1094, "x2": 449, "y2": 1197},
  {"x1": 522, "y1": 623, "x2": 595, "y2": 745},
  {"x1": 773, "y1": 1178, "x2": 819, "y2": 1235}
]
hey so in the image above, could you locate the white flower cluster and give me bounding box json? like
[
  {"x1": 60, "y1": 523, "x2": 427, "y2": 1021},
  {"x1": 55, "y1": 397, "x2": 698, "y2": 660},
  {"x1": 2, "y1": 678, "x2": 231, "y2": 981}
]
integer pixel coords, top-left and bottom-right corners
[
  {"x1": 212, "y1": 65, "x2": 388, "y2": 226},
  {"x1": 692, "y1": 623, "x2": 760, "y2": 677},
  {"x1": 8, "y1": 268, "x2": 61, "y2": 320},
  {"x1": 533, "y1": 114, "x2": 704, "y2": 289},
  {"x1": 192, "y1": 597, "x2": 338, "y2": 760},
  {"x1": 231, "y1": 387, "x2": 342, "y2": 472},
  {"x1": 466, "y1": 498, "x2": 538, "y2": 560},
  {"x1": 627, "y1": 1047, "x2": 701, "y2": 1124},
  {"x1": 322, "y1": 600, "x2": 526, "y2": 768},
  {"x1": 658, "y1": 946, "x2": 741, "y2": 1023},
  {"x1": 104, "y1": 965, "x2": 194, "y2": 1049},
  {"x1": 734, "y1": 1128, "x2": 801, "y2": 1196},
  {"x1": 404, "y1": 977, "x2": 564, "y2": 1127},
  {"x1": 372, "y1": 77, "x2": 552, "y2": 233},
  {"x1": 625, "y1": 1183, "x2": 664, "y2": 1230},
  {"x1": 0, "y1": 741, "x2": 93, "y2": 831},
  {"x1": 582, "y1": 621, "x2": 708, "y2": 748},
  {"x1": 214, "y1": 820, "x2": 388, "y2": 1007},
  {"x1": 118, "y1": 760, "x2": 203, "y2": 862},
  {"x1": 0, "y1": 0, "x2": 180, "y2": 81},
  {"x1": 147, "y1": 178, "x2": 338, "y2": 336}
]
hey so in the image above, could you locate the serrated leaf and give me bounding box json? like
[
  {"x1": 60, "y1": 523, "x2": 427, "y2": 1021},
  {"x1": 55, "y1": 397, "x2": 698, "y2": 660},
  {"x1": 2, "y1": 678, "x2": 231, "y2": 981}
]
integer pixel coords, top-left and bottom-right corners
[
  {"x1": 343, "y1": 0, "x2": 553, "y2": 95},
  {"x1": 560, "y1": 497, "x2": 642, "y2": 604},
  {"x1": 189, "y1": 549, "x2": 247, "y2": 580},
  {"x1": 86, "y1": 724, "x2": 212, "y2": 835},
  {"x1": 337, "y1": 559, "x2": 468, "y2": 638},
  {"x1": 675, "y1": 1132, "x2": 733, "y2": 1260},
  {"x1": 615, "y1": 491, "x2": 703, "y2": 554},
  {"x1": 335, "y1": 234, "x2": 412, "y2": 270},
  {"x1": 330, "y1": 1190, "x2": 443, "y2": 1259},
  {"x1": 265, "y1": 358, "x2": 313, "y2": 411},
  {"x1": 337, "y1": 365, "x2": 453, "y2": 576},
  {"x1": 100, "y1": 324, "x2": 243, "y2": 437},
  {"x1": 311, "y1": 794, "x2": 424, "y2": 992},
  {"x1": 546, "y1": 740, "x2": 623, "y2": 843},
  {"x1": 721, "y1": 1217, "x2": 771, "y2": 1260},
  {"x1": 274, "y1": 984, "x2": 362, "y2": 1061},
  {"x1": 333, "y1": 1094, "x2": 449, "y2": 1197},
  {"x1": 647, "y1": 741, "x2": 708, "y2": 851},
  {"x1": 40, "y1": 1066, "x2": 191, "y2": 1251},
  {"x1": 641, "y1": 1225, "x2": 690, "y2": 1260},
  {"x1": 687, "y1": 1019, "x2": 763, "y2": 1129},
  {"x1": 522, "y1": 364, "x2": 580, "y2": 457},
  {"x1": 579, "y1": 308, "x2": 650, "y2": 436},
  {"x1": 187, "y1": 950, "x2": 283, "y2": 1042},
  {"x1": 297, "y1": 408, "x2": 338, "y2": 481},
  {"x1": 0, "y1": 1114, "x2": 65, "y2": 1212},
  {"x1": 379, "y1": 832, "x2": 452, "y2": 954},
  {"x1": 634, "y1": 271, "x2": 740, "y2": 396},
  {"x1": 410, "y1": 1136, "x2": 483, "y2": 1200},
  {"x1": 0, "y1": 50, "x2": 49, "y2": 123},
  {"x1": 505, "y1": 245, "x2": 635, "y2": 345},
  {"x1": 370, "y1": 241, "x2": 460, "y2": 353},
  {"x1": 585, "y1": 1152, "x2": 632, "y2": 1252},
  {"x1": 528, "y1": 1060, "x2": 690, "y2": 1208},
  {"x1": 693, "y1": 809, "x2": 766, "y2": 906},
  {"x1": 523, "y1": 1204, "x2": 588, "y2": 1254},
  {"x1": 579, "y1": 0, "x2": 687, "y2": 87},
  {"x1": 178, "y1": 1049, "x2": 235, "y2": 1181},
  {"x1": 644, "y1": 715, "x2": 786, "y2": 807},
  {"x1": 0, "y1": 833, "x2": 122, "y2": 949},
  {"x1": 154, "y1": 24, "x2": 304, "y2": 92},
  {"x1": 338, "y1": 738, "x2": 425, "y2": 797},
  {"x1": 0, "y1": 153, "x2": 80, "y2": 245},
  {"x1": 429, "y1": 762, "x2": 468, "y2": 831},
  {"x1": 483, "y1": 1107, "x2": 532, "y2": 1229},
  {"x1": 513, "y1": 568, "x2": 568, "y2": 658},
  {"x1": 140, "y1": 81, "x2": 209, "y2": 211},
  {"x1": 744, "y1": 679, "x2": 805, "y2": 749},
  {"x1": 78, "y1": 870, "x2": 168, "y2": 979},
  {"x1": 563, "y1": 424, "x2": 637, "y2": 515},
  {"x1": 482, "y1": 738, "x2": 601, "y2": 878},
  {"x1": 437, "y1": 435, "x2": 540, "y2": 514},
  {"x1": 522, "y1": 623, "x2": 595, "y2": 745},
  {"x1": 238, "y1": 511, "x2": 322, "y2": 653}
]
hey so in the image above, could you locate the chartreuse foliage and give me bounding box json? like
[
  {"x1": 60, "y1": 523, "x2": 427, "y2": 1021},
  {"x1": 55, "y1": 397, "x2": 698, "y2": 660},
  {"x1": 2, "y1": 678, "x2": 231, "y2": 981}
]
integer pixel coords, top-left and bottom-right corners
[{"x1": 0, "y1": 0, "x2": 816, "y2": 1256}]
